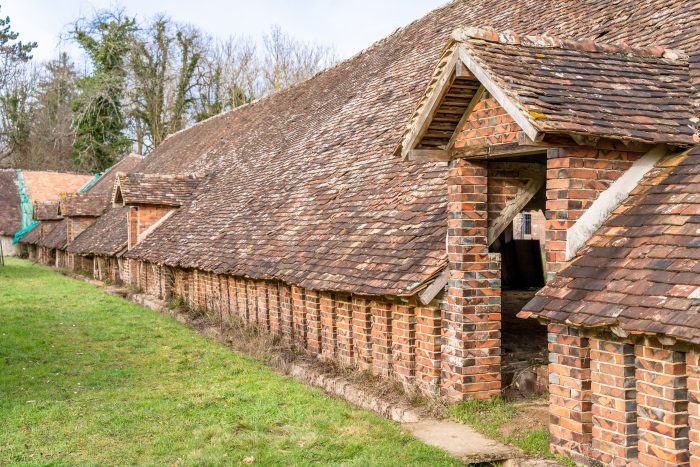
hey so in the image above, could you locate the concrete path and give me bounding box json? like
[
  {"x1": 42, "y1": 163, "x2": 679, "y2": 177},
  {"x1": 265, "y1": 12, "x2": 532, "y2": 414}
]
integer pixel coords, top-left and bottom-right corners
[{"x1": 403, "y1": 419, "x2": 517, "y2": 464}]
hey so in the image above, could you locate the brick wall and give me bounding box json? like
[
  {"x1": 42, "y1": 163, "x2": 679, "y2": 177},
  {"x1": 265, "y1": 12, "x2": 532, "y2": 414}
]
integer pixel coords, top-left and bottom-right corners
[
  {"x1": 452, "y1": 93, "x2": 522, "y2": 148},
  {"x1": 545, "y1": 147, "x2": 643, "y2": 276},
  {"x1": 67, "y1": 217, "x2": 96, "y2": 243},
  {"x1": 549, "y1": 327, "x2": 699, "y2": 466},
  {"x1": 137, "y1": 206, "x2": 171, "y2": 241},
  {"x1": 128, "y1": 259, "x2": 445, "y2": 397}
]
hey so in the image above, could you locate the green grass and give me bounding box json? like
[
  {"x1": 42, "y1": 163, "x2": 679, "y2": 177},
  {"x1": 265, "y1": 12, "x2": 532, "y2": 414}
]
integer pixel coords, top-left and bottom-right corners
[{"x1": 0, "y1": 258, "x2": 458, "y2": 466}]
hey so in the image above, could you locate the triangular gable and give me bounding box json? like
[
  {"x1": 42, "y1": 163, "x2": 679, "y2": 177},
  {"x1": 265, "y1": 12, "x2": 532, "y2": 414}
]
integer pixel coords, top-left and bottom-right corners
[{"x1": 398, "y1": 27, "x2": 695, "y2": 162}]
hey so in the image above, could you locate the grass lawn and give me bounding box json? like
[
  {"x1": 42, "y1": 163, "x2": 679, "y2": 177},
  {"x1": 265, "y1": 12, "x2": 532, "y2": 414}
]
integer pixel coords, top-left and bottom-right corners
[{"x1": 0, "y1": 258, "x2": 458, "y2": 465}]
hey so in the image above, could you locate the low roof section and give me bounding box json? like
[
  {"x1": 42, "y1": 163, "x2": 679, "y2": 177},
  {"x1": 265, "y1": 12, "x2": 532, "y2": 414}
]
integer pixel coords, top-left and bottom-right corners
[
  {"x1": 67, "y1": 207, "x2": 129, "y2": 257},
  {"x1": 124, "y1": 1, "x2": 700, "y2": 297},
  {"x1": 38, "y1": 218, "x2": 68, "y2": 250},
  {"x1": 22, "y1": 219, "x2": 60, "y2": 245},
  {"x1": 520, "y1": 147, "x2": 700, "y2": 345},
  {"x1": 33, "y1": 202, "x2": 61, "y2": 221},
  {"x1": 113, "y1": 173, "x2": 200, "y2": 207},
  {"x1": 60, "y1": 193, "x2": 110, "y2": 218},
  {"x1": 0, "y1": 170, "x2": 21, "y2": 236}
]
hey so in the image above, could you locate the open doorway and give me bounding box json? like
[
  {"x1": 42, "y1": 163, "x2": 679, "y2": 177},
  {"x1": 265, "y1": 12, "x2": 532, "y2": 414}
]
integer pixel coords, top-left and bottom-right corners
[{"x1": 487, "y1": 158, "x2": 549, "y2": 393}]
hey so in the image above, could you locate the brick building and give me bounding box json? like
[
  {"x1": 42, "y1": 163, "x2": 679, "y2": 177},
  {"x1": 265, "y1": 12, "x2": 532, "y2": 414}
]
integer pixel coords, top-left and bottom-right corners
[
  {"x1": 15, "y1": 1, "x2": 700, "y2": 464},
  {"x1": 0, "y1": 170, "x2": 91, "y2": 256}
]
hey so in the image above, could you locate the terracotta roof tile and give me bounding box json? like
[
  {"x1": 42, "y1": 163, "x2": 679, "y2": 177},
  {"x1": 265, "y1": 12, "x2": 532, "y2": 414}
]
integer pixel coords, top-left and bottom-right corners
[
  {"x1": 123, "y1": 0, "x2": 700, "y2": 296},
  {"x1": 67, "y1": 207, "x2": 128, "y2": 256},
  {"x1": 522, "y1": 147, "x2": 700, "y2": 344},
  {"x1": 33, "y1": 202, "x2": 61, "y2": 221},
  {"x1": 38, "y1": 218, "x2": 68, "y2": 249},
  {"x1": 115, "y1": 173, "x2": 199, "y2": 207},
  {"x1": 60, "y1": 193, "x2": 110, "y2": 217},
  {"x1": 22, "y1": 171, "x2": 93, "y2": 204}
]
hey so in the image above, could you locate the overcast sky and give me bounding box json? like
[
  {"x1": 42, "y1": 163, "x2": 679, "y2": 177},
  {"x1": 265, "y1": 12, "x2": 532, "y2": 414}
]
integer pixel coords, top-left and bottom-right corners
[{"x1": 6, "y1": 0, "x2": 448, "y2": 67}]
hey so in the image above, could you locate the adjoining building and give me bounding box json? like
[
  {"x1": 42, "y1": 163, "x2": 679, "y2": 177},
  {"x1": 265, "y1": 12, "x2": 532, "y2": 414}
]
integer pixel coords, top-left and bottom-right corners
[{"x1": 0, "y1": 169, "x2": 92, "y2": 256}]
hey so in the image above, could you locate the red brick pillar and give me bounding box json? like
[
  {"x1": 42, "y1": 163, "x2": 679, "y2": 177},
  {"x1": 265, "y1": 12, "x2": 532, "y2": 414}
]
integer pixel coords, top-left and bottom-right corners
[
  {"x1": 415, "y1": 306, "x2": 442, "y2": 395},
  {"x1": 371, "y1": 300, "x2": 392, "y2": 377},
  {"x1": 442, "y1": 159, "x2": 501, "y2": 400},
  {"x1": 636, "y1": 342, "x2": 689, "y2": 467},
  {"x1": 590, "y1": 337, "x2": 638, "y2": 465},
  {"x1": 305, "y1": 290, "x2": 322, "y2": 355},
  {"x1": 687, "y1": 352, "x2": 700, "y2": 466},
  {"x1": 548, "y1": 323, "x2": 592, "y2": 459},
  {"x1": 279, "y1": 285, "x2": 293, "y2": 343},
  {"x1": 351, "y1": 297, "x2": 372, "y2": 370},
  {"x1": 267, "y1": 283, "x2": 281, "y2": 335},
  {"x1": 246, "y1": 280, "x2": 257, "y2": 325},
  {"x1": 291, "y1": 286, "x2": 306, "y2": 348},
  {"x1": 256, "y1": 282, "x2": 269, "y2": 331},
  {"x1": 235, "y1": 278, "x2": 247, "y2": 321},
  {"x1": 392, "y1": 304, "x2": 415, "y2": 388},
  {"x1": 335, "y1": 295, "x2": 353, "y2": 365},
  {"x1": 320, "y1": 293, "x2": 337, "y2": 360}
]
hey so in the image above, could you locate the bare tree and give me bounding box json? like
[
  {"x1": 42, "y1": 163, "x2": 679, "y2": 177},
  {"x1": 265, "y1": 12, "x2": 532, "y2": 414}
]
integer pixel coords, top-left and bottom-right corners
[{"x1": 261, "y1": 25, "x2": 335, "y2": 94}]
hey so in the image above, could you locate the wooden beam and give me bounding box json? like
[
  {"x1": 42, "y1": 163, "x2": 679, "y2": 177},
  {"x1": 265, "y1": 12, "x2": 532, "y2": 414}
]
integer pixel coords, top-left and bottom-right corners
[
  {"x1": 458, "y1": 46, "x2": 542, "y2": 143},
  {"x1": 455, "y1": 60, "x2": 475, "y2": 79},
  {"x1": 400, "y1": 52, "x2": 459, "y2": 159},
  {"x1": 487, "y1": 166, "x2": 545, "y2": 245},
  {"x1": 518, "y1": 132, "x2": 654, "y2": 153},
  {"x1": 450, "y1": 142, "x2": 546, "y2": 160},
  {"x1": 407, "y1": 149, "x2": 450, "y2": 162},
  {"x1": 418, "y1": 268, "x2": 449, "y2": 305},
  {"x1": 446, "y1": 84, "x2": 485, "y2": 151}
]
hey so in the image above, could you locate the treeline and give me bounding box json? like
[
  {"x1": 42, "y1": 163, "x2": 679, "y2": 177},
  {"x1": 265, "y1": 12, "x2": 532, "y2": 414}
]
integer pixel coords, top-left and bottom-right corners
[{"x1": 0, "y1": 8, "x2": 335, "y2": 172}]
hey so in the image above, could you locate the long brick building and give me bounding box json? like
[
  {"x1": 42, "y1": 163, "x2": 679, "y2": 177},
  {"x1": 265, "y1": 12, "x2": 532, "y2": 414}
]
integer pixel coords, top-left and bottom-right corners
[{"x1": 17, "y1": 1, "x2": 700, "y2": 464}]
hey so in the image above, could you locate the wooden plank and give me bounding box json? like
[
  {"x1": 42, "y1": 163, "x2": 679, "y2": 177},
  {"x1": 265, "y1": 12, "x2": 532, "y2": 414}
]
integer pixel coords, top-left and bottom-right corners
[
  {"x1": 400, "y1": 52, "x2": 459, "y2": 159},
  {"x1": 407, "y1": 149, "x2": 451, "y2": 162},
  {"x1": 458, "y1": 46, "x2": 542, "y2": 142},
  {"x1": 418, "y1": 268, "x2": 449, "y2": 305},
  {"x1": 450, "y1": 141, "x2": 545, "y2": 159},
  {"x1": 487, "y1": 167, "x2": 545, "y2": 245},
  {"x1": 447, "y1": 84, "x2": 485, "y2": 150}
]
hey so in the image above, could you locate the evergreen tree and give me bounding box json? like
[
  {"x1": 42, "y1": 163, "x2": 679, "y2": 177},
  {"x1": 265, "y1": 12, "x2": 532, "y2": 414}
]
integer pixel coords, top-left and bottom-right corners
[{"x1": 70, "y1": 12, "x2": 136, "y2": 171}]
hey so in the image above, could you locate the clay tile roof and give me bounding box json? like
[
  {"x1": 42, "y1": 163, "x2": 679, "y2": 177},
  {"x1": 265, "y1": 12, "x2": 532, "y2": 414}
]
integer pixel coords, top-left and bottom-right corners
[
  {"x1": 87, "y1": 154, "x2": 144, "y2": 196},
  {"x1": 67, "y1": 206, "x2": 129, "y2": 256},
  {"x1": 114, "y1": 173, "x2": 200, "y2": 207},
  {"x1": 33, "y1": 202, "x2": 61, "y2": 221},
  {"x1": 520, "y1": 147, "x2": 700, "y2": 344},
  {"x1": 22, "y1": 171, "x2": 93, "y2": 204},
  {"x1": 21, "y1": 219, "x2": 60, "y2": 245},
  {"x1": 0, "y1": 170, "x2": 20, "y2": 236},
  {"x1": 400, "y1": 26, "x2": 697, "y2": 155},
  {"x1": 60, "y1": 193, "x2": 110, "y2": 217},
  {"x1": 121, "y1": 1, "x2": 700, "y2": 296},
  {"x1": 39, "y1": 218, "x2": 68, "y2": 249}
]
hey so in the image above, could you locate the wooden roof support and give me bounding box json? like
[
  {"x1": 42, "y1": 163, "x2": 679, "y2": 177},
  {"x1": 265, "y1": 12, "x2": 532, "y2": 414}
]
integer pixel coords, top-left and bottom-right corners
[{"x1": 487, "y1": 164, "x2": 545, "y2": 245}]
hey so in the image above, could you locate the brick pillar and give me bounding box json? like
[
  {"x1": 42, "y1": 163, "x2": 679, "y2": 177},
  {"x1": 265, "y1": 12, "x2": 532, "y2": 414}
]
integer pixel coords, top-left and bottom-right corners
[
  {"x1": 636, "y1": 342, "x2": 689, "y2": 467},
  {"x1": 443, "y1": 159, "x2": 501, "y2": 401},
  {"x1": 279, "y1": 285, "x2": 293, "y2": 343},
  {"x1": 548, "y1": 323, "x2": 592, "y2": 459},
  {"x1": 235, "y1": 278, "x2": 247, "y2": 321},
  {"x1": 336, "y1": 296, "x2": 353, "y2": 366},
  {"x1": 687, "y1": 352, "x2": 700, "y2": 466},
  {"x1": 392, "y1": 304, "x2": 415, "y2": 388},
  {"x1": 267, "y1": 283, "x2": 281, "y2": 335},
  {"x1": 305, "y1": 290, "x2": 322, "y2": 355},
  {"x1": 351, "y1": 297, "x2": 372, "y2": 370},
  {"x1": 246, "y1": 281, "x2": 258, "y2": 326},
  {"x1": 320, "y1": 293, "x2": 337, "y2": 360},
  {"x1": 590, "y1": 337, "x2": 638, "y2": 465},
  {"x1": 256, "y1": 282, "x2": 269, "y2": 331},
  {"x1": 291, "y1": 286, "x2": 307, "y2": 348},
  {"x1": 415, "y1": 306, "x2": 442, "y2": 395},
  {"x1": 371, "y1": 300, "x2": 392, "y2": 377}
]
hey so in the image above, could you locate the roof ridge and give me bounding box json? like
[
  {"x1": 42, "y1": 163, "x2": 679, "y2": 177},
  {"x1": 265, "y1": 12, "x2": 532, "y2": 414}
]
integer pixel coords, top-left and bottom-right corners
[{"x1": 451, "y1": 26, "x2": 688, "y2": 61}]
